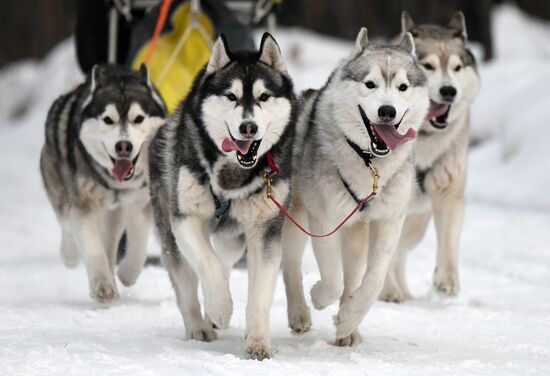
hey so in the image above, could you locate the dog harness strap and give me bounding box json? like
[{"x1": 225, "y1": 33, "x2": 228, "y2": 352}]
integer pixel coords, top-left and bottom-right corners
[
  {"x1": 263, "y1": 152, "x2": 379, "y2": 238},
  {"x1": 337, "y1": 170, "x2": 369, "y2": 212},
  {"x1": 209, "y1": 184, "x2": 231, "y2": 219},
  {"x1": 346, "y1": 137, "x2": 374, "y2": 168},
  {"x1": 416, "y1": 167, "x2": 430, "y2": 194}
]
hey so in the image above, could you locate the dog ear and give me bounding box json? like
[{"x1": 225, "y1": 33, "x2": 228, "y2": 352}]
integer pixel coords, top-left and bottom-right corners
[
  {"x1": 206, "y1": 34, "x2": 232, "y2": 74},
  {"x1": 401, "y1": 11, "x2": 416, "y2": 33},
  {"x1": 354, "y1": 27, "x2": 369, "y2": 54},
  {"x1": 399, "y1": 32, "x2": 416, "y2": 55},
  {"x1": 89, "y1": 64, "x2": 102, "y2": 92},
  {"x1": 258, "y1": 32, "x2": 287, "y2": 74},
  {"x1": 448, "y1": 11, "x2": 467, "y2": 41},
  {"x1": 139, "y1": 63, "x2": 151, "y2": 87},
  {"x1": 139, "y1": 64, "x2": 165, "y2": 113}
]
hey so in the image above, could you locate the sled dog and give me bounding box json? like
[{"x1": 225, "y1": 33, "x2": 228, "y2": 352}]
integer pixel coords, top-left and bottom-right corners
[
  {"x1": 40, "y1": 64, "x2": 166, "y2": 302},
  {"x1": 282, "y1": 29, "x2": 429, "y2": 345},
  {"x1": 381, "y1": 11, "x2": 480, "y2": 302},
  {"x1": 148, "y1": 33, "x2": 296, "y2": 360}
]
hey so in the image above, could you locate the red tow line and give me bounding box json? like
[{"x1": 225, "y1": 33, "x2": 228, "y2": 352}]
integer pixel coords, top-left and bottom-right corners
[{"x1": 263, "y1": 152, "x2": 379, "y2": 238}]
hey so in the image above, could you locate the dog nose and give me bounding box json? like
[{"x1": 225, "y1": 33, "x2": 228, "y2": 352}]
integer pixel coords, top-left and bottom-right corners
[
  {"x1": 440, "y1": 86, "x2": 457, "y2": 101},
  {"x1": 378, "y1": 105, "x2": 397, "y2": 122},
  {"x1": 239, "y1": 121, "x2": 258, "y2": 139},
  {"x1": 115, "y1": 141, "x2": 133, "y2": 157}
]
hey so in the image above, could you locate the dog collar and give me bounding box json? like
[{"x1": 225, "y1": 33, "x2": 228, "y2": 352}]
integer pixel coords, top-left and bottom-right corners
[{"x1": 346, "y1": 137, "x2": 375, "y2": 168}]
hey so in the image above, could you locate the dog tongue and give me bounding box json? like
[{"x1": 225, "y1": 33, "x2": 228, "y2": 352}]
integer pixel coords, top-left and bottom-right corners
[
  {"x1": 372, "y1": 124, "x2": 416, "y2": 151},
  {"x1": 111, "y1": 159, "x2": 133, "y2": 183},
  {"x1": 221, "y1": 137, "x2": 253, "y2": 155},
  {"x1": 426, "y1": 102, "x2": 450, "y2": 119}
]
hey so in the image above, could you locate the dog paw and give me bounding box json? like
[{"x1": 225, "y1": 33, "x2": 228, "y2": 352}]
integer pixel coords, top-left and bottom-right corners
[
  {"x1": 288, "y1": 304, "x2": 312, "y2": 334},
  {"x1": 186, "y1": 326, "x2": 218, "y2": 342},
  {"x1": 333, "y1": 301, "x2": 365, "y2": 340},
  {"x1": 379, "y1": 288, "x2": 409, "y2": 303},
  {"x1": 117, "y1": 263, "x2": 142, "y2": 287},
  {"x1": 90, "y1": 278, "x2": 118, "y2": 303},
  {"x1": 310, "y1": 280, "x2": 343, "y2": 310},
  {"x1": 433, "y1": 267, "x2": 460, "y2": 296},
  {"x1": 335, "y1": 330, "x2": 362, "y2": 347},
  {"x1": 246, "y1": 339, "x2": 272, "y2": 361},
  {"x1": 203, "y1": 281, "x2": 233, "y2": 329}
]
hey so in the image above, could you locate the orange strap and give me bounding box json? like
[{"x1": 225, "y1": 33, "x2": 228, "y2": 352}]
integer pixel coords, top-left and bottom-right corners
[{"x1": 145, "y1": 0, "x2": 173, "y2": 64}]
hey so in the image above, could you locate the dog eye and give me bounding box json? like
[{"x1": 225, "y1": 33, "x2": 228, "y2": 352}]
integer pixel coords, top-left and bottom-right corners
[
  {"x1": 134, "y1": 115, "x2": 144, "y2": 124},
  {"x1": 103, "y1": 116, "x2": 114, "y2": 125},
  {"x1": 365, "y1": 81, "x2": 375, "y2": 89},
  {"x1": 423, "y1": 63, "x2": 434, "y2": 70},
  {"x1": 399, "y1": 84, "x2": 408, "y2": 92},
  {"x1": 454, "y1": 65, "x2": 462, "y2": 72},
  {"x1": 226, "y1": 93, "x2": 237, "y2": 101},
  {"x1": 259, "y1": 93, "x2": 270, "y2": 102}
]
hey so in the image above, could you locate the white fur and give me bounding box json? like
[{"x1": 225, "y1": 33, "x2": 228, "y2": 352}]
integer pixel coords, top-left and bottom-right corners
[
  {"x1": 80, "y1": 103, "x2": 163, "y2": 173},
  {"x1": 201, "y1": 78, "x2": 291, "y2": 167}
]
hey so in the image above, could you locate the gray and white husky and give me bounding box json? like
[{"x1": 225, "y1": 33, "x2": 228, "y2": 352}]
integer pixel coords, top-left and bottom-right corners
[
  {"x1": 148, "y1": 33, "x2": 296, "y2": 360},
  {"x1": 282, "y1": 29, "x2": 429, "y2": 346},
  {"x1": 380, "y1": 12, "x2": 480, "y2": 302},
  {"x1": 40, "y1": 64, "x2": 165, "y2": 302}
]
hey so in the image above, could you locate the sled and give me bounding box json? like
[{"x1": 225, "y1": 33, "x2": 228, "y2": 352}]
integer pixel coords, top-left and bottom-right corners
[{"x1": 107, "y1": 0, "x2": 280, "y2": 113}]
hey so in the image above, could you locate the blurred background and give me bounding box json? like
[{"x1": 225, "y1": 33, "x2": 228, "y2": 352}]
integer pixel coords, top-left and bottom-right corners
[{"x1": 1, "y1": 0, "x2": 550, "y2": 66}]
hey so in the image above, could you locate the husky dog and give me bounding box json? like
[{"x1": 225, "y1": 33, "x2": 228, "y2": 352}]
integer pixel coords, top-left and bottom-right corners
[
  {"x1": 40, "y1": 64, "x2": 166, "y2": 303},
  {"x1": 149, "y1": 33, "x2": 296, "y2": 360},
  {"x1": 282, "y1": 29, "x2": 429, "y2": 346},
  {"x1": 380, "y1": 12, "x2": 480, "y2": 302}
]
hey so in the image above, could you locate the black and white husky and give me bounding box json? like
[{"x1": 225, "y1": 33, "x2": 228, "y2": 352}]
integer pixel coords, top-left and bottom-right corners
[
  {"x1": 148, "y1": 33, "x2": 296, "y2": 360},
  {"x1": 381, "y1": 12, "x2": 480, "y2": 302},
  {"x1": 282, "y1": 29, "x2": 429, "y2": 346},
  {"x1": 40, "y1": 65, "x2": 166, "y2": 302}
]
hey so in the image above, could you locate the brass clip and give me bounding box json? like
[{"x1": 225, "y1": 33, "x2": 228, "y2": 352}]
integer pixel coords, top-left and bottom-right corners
[
  {"x1": 369, "y1": 165, "x2": 379, "y2": 194},
  {"x1": 263, "y1": 172, "x2": 273, "y2": 198}
]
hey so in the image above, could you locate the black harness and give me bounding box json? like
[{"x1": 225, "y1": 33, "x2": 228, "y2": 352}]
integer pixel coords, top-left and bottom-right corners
[
  {"x1": 209, "y1": 184, "x2": 232, "y2": 219},
  {"x1": 339, "y1": 138, "x2": 376, "y2": 211},
  {"x1": 416, "y1": 167, "x2": 430, "y2": 194}
]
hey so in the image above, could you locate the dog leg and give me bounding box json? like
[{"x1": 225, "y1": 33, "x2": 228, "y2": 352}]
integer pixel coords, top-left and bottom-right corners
[
  {"x1": 335, "y1": 221, "x2": 368, "y2": 347},
  {"x1": 245, "y1": 227, "x2": 282, "y2": 360},
  {"x1": 381, "y1": 211, "x2": 431, "y2": 302},
  {"x1": 282, "y1": 201, "x2": 311, "y2": 334},
  {"x1": 432, "y1": 192, "x2": 464, "y2": 296},
  {"x1": 334, "y1": 215, "x2": 404, "y2": 339},
  {"x1": 171, "y1": 216, "x2": 232, "y2": 329},
  {"x1": 117, "y1": 204, "x2": 150, "y2": 287},
  {"x1": 162, "y1": 241, "x2": 217, "y2": 342},
  {"x1": 60, "y1": 221, "x2": 80, "y2": 268},
  {"x1": 211, "y1": 233, "x2": 246, "y2": 274},
  {"x1": 309, "y1": 216, "x2": 344, "y2": 310},
  {"x1": 208, "y1": 233, "x2": 246, "y2": 329},
  {"x1": 100, "y1": 207, "x2": 126, "y2": 273},
  {"x1": 70, "y1": 207, "x2": 118, "y2": 303}
]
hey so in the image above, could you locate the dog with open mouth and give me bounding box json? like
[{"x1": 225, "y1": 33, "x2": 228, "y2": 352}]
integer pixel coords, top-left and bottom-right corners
[
  {"x1": 148, "y1": 33, "x2": 296, "y2": 360},
  {"x1": 40, "y1": 64, "x2": 166, "y2": 303},
  {"x1": 380, "y1": 11, "x2": 480, "y2": 303},
  {"x1": 281, "y1": 28, "x2": 429, "y2": 346}
]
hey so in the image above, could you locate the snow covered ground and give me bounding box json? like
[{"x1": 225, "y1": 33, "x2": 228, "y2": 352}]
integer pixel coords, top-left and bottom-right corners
[{"x1": 1, "y1": 4, "x2": 549, "y2": 375}]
